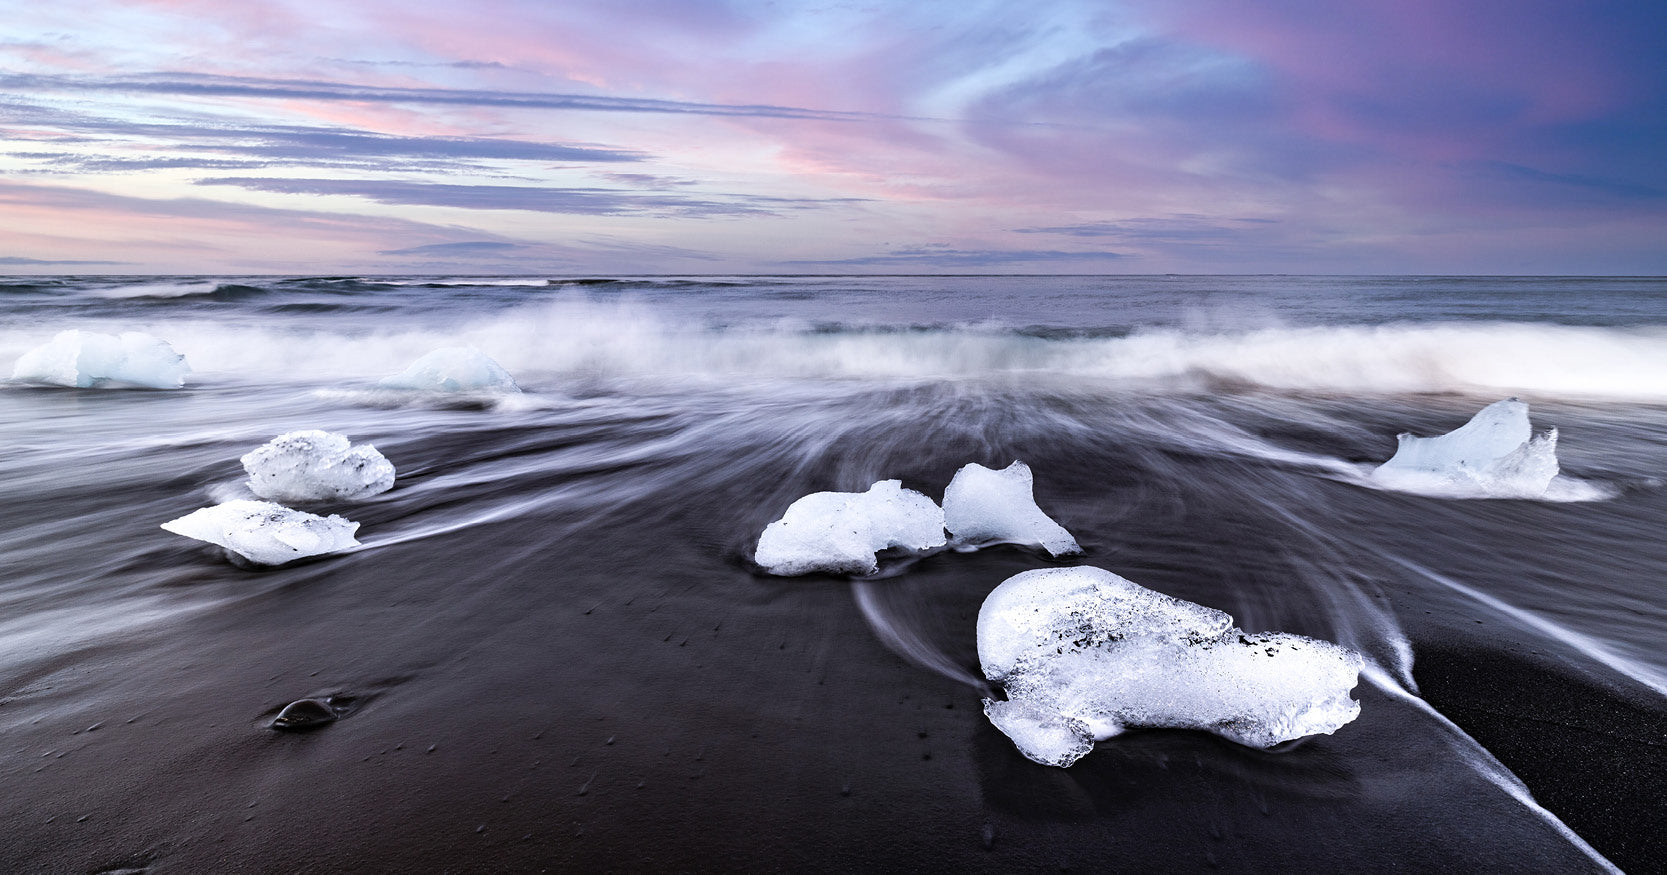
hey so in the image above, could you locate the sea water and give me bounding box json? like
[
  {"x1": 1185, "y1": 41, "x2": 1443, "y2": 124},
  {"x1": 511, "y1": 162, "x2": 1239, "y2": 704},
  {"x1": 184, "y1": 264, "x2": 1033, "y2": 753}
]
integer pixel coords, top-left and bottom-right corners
[{"x1": 1, "y1": 274, "x2": 1663, "y2": 871}]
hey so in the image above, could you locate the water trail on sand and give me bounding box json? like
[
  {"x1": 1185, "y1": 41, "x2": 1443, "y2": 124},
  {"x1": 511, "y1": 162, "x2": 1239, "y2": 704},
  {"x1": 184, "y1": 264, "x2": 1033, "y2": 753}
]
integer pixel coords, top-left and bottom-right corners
[
  {"x1": 1383, "y1": 554, "x2": 1667, "y2": 699},
  {"x1": 1235, "y1": 488, "x2": 1418, "y2": 690},
  {"x1": 0, "y1": 599, "x2": 207, "y2": 680},
  {"x1": 851, "y1": 580, "x2": 988, "y2": 691},
  {"x1": 1363, "y1": 666, "x2": 1621, "y2": 873}
]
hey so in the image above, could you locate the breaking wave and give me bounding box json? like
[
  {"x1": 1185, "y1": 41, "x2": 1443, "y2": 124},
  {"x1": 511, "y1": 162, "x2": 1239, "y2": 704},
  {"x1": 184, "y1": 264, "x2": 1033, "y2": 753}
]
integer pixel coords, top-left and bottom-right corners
[{"x1": 6, "y1": 297, "x2": 1667, "y2": 399}]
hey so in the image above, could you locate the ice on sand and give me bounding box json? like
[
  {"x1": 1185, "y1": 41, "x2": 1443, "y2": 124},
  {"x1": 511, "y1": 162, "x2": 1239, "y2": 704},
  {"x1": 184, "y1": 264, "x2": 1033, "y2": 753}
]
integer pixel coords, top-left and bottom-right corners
[
  {"x1": 1371, "y1": 398, "x2": 1559, "y2": 498},
  {"x1": 755, "y1": 480, "x2": 947, "y2": 576},
  {"x1": 978, "y1": 566, "x2": 1363, "y2": 767},
  {"x1": 161, "y1": 500, "x2": 360, "y2": 565},
  {"x1": 379, "y1": 347, "x2": 519, "y2": 393},
  {"x1": 242, "y1": 430, "x2": 395, "y2": 502},
  {"x1": 944, "y1": 461, "x2": 1080, "y2": 556},
  {"x1": 11, "y1": 330, "x2": 190, "y2": 389}
]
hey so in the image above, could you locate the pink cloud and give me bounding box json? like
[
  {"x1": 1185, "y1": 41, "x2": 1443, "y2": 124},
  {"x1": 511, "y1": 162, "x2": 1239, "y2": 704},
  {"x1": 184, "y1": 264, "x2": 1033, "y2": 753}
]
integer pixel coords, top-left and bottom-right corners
[{"x1": 0, "y1": 180, "x2": 485, "y2": 269}]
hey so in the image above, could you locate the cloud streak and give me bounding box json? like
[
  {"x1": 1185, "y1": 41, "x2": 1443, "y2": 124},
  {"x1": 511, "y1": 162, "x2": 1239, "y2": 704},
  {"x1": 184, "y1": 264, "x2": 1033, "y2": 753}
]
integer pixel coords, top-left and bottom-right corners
[
  {"x1": 195, "y1": 177, "x2": 857, "y2": 217},
  {"x1": 377, "y1": 241, "x2": 526, "y2": 256},
  {"x1": 0, "y1": 255, "x2": 126, "y2": 265},
  {"x1": 782, "y1": 247, "x2": 1126, "y2": 269},
  {"x1": 1014, "y1": 216, "x2": 1283, "y2": 242},
  {"x1": 3, "y1": 104, "x2": 643, "y2": 170},
  {"x1": 1, "y1": 72, "x2": 905, "y2": 123},
  {"x1": 0, "y1": 179, "x2": 730, "y2": 271}
]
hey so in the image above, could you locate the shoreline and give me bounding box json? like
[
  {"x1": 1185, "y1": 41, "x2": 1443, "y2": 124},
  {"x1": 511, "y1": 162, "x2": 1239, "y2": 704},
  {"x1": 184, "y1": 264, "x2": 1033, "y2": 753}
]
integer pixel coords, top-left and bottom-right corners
[{"x1": 1413, "y1": 640, "x2": 1667, "y2": 873}]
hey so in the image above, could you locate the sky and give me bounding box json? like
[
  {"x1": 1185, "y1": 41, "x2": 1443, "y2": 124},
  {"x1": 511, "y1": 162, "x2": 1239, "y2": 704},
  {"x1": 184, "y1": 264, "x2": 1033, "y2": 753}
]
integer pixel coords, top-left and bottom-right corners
[{"x1": 1, "y1": 0, "x2": 1664, "y2": 275}]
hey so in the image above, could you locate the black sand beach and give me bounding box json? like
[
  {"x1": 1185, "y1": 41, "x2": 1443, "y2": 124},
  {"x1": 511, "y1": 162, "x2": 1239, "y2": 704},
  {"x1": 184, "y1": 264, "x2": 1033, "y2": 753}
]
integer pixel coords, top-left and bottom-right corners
[
  {"x1": 2, "y1": 516, "x2": 1659, "y2": 873},
  {"x1": 4, "y1": 276, "x2": 1665, "y2": 872}
]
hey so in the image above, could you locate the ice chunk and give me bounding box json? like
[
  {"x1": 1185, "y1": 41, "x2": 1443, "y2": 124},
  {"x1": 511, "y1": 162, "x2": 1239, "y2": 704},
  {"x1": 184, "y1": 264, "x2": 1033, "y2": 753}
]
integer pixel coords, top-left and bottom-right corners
[
  {"x1": 755, "y1": 480, "x2": 947, "y2": 576},
  {"x1": 241, "y1": 430, "x2": 395, "y2": 502},
  {"x1": 983, "y1": 698, "x2": 1096, "y2": 768},
  {"x1": 944, "y1": 461, "x2": 1080, "y2": 556},
  {"x1": 379, "y1": 346, "x2": 519, "y2": 393},
  {"x1": 161, "y1": 500, "x2": 360, "y2": 566},
  {"x1": 11, "y1": 329, "x2": 189, "y2": 389},
  {"x1": 1371, "y1": 398, "x2": 1559, "y2": 498},
  {"x1": 978, "y1": 566, "x2": 1363, "y2": 767}
]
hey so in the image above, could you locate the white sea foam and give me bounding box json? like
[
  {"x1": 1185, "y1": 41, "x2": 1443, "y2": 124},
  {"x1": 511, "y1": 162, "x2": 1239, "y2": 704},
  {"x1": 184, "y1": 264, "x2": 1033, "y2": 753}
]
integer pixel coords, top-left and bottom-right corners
[
  {"x1": 978, "y1": 566, "x2": 1363, "y2": 767},
  {"x1": 755, "y1": 480, "x2": 947, "y2": 576},
  {"x1": 11, "y1": 330, "x2": 190, "y2": 389},
  {"x1": 943, "y1": 461, "x2": 1080, "y2": 555},
  {"x1": 9, "y1": 305, "x2": 1667, "y2": 399},
  {"x1": 161, "y1": 500, "x2": 359, "y2": 566},
  {"x1": 91, "y1": 280, "x2": 230, "y2": 299},
  {"x1": 1075, "y1": 323, "x2": 1667, "y2": 398},
  {"x1": 242, "y1": 430, "x2": 395, "y2": 502}
]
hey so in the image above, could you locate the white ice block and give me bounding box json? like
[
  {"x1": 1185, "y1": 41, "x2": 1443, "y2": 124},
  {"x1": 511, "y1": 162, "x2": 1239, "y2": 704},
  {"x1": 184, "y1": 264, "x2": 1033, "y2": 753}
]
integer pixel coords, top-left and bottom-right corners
[
  {"x1": 379, "y1": 346, "x2": 519, "y2": 393},
  {"x1": 943, "y1": 461, "x2": 1080, "y2": 556},
  {"x1": 242, "y1": 430, "x2": 395, "y2": 502},
  {"x1": 978, "y1": 566, "x2": 1363, "y2": 767},
  {"x1": 162, "y1": 500, "x2": 360, "y2": 566},
  {"x1": 755, "y1": 480, "x2": 947, "y2": 576},
  {"x1": 12, "y1": 330, "x2": 189, "y2": 389}
]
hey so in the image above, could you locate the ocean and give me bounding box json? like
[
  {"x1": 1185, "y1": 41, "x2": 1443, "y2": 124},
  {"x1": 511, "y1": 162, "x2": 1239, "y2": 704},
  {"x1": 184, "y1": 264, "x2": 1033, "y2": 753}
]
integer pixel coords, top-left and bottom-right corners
[{"x1": 2, "y1": 274, "x2": 1664, "y2": 872}]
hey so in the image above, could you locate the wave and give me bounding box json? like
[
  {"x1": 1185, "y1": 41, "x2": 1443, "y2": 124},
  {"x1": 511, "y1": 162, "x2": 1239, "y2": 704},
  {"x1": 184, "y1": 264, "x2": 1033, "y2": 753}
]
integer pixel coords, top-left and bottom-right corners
[
  {"x1": 7, "y1": 298, "x2": 1667, "y2": 399},
  {"x1": 0, "y1": 279, "x2": 72, "y2": 294},
  {"x1": 274, "y1": 276, "x2": 393, "y2": 289},
  {"x1": 383, "y1": 278, "x2": 555, "y2": 289},
  {"x1": 353, "y1": 276, "x2": 747, "y2": 290},
  {"x1": 74, "y1": 280, "x2": 284, "y2": 302},
  {"x1": 547, "y1": 277, "x2": 751, "y2": 288}
]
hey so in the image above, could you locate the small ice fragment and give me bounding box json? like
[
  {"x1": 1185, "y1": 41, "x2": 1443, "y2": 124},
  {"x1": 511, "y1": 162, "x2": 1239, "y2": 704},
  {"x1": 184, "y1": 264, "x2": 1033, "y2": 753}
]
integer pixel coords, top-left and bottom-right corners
[
  {"x1": 242, "y1": 430, "x2": 395, "y2": 502},
  {"x1": 978, "y1": 566, "x2": 1363, "y2": 767},
  {"x1": 11, "y1": 329, "x2": 189, "y2": 389},
  {"x1": 754, "y1": 480, "x2": 947, "y2": 576},
  {"x1": 943, "y1": 461, "x2": 1080, "y2": 556},
  {"x1": 1371, "y1": 398, "x2": 1559, "y2": 498},
  {"x1": 161, "y1": 500, "x2": 359, "y2": 566},
  {"x1": 379, "y1": 346, "x2": 519, "y2": 393}
]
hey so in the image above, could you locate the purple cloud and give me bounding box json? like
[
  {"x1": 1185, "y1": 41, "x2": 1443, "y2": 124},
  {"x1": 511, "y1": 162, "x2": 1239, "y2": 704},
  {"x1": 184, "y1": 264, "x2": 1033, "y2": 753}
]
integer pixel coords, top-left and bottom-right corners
[
  {"x1": 195, "y1": 177, "x2": 854, "y2": 217},
  {"x1": 0, "y1": 255, "x2": 126, "y2": 265},
  {"x1": 783, "y1": 246, "x2": 1126, "y2": 269},
  {"x1": 1, "y1": 72, "x2": 897, "y2": 122},
  {"x1": 1015, "y1": 217, "x2": 1283, "y2": 242},
  {"x1": 377, "y1": 241, "x2": 526, "y2": 256},
  {"x1": 1, "y1": 0, "x2": 1664, "y2": 272}
]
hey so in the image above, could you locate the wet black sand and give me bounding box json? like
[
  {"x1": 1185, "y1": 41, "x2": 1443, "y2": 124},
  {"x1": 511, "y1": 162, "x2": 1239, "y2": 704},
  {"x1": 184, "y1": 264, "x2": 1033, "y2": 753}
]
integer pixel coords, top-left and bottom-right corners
[
  {"x1": 1, "y1": 484, "x2": 1654, "y2": 874},
  {"x1": 1415, "y1": 642, "x2": 1667, "y2": 873},
  {"x1": 3, "y1": 346, "x2": 1665, "y2": 872}
]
